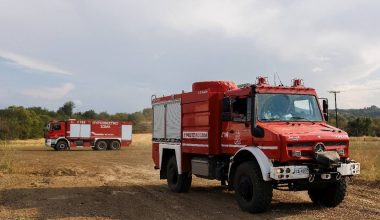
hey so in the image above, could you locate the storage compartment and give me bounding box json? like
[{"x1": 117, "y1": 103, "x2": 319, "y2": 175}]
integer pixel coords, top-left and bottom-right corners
[
  {"x1": 122, "y1": 125, "x2": 132, "y2": 140},
  {"x1": 191, "y1": 157, "x2": 216, "y2": 179},
  {"x1": 152, "y1": 99, "x2": 181, "y2": 141},
  {"x1": 69, "y1": 124, "x2": 91, "y2": 138}
]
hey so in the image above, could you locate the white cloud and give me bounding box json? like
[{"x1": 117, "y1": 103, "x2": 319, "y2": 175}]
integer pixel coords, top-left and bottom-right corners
[
  {"x1": 20, "y1": 83, "x2": 75, "y2": 100},
  {"x1": 0, "y1": 50, "x2": 73, "y2": 75},
  {"x1": 165, "y1": 0, "x2": 280, "y2": 37},
  {"x1": 334, "y1": 80, "x2": 380, "y2": 108},
  {"x1": 1, "y1": 1, "x2": 380, "y2": 111}
]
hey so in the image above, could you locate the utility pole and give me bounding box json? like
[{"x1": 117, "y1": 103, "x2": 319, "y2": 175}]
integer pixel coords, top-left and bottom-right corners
[{"x1": 329, "y1": 91, "x2": 341, "y2": 128}]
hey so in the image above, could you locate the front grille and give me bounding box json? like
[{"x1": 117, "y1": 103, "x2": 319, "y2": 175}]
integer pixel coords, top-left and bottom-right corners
[
  {"x1": 324, "y1": 141, "x2": 346, "y2": 146},
  {"x1": 288, "y1": 141, "x2": 347, "y2": 147},
  {"x1": 287, "y1": 142, "x2": 314, "y2": 147}
]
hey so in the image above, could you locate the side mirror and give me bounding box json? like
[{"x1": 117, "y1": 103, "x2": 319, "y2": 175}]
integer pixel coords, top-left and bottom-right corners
[
  {"x1": 322, "y1": 99, "x2": 329, "y2": 121},
  {"x1": 252, "y1": 126, "x2": 264, "y2": 137}
]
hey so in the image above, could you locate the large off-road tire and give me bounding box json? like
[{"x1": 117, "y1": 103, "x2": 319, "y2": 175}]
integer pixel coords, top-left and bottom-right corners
[
  {"x1": 108, "y1": 140, "x2": 121, "y2": 150},
  {"x1": 233, "y1": 161, "x2": 273, "y2": 213},
  {"x1": 166, "y1": 156, "x2": 192, "y2": 193},
  {"x1": 55, "y1": 141, "x2": 69, "y2": 151},
  {"x1": 308, "y1": 178, "x2": 347, "y2": 207},
  {"x1": 95, "y1": 140, "x2": 108, "y2": 151}
]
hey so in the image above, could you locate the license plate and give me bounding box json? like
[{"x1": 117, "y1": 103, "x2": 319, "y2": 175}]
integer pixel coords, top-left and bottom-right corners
[{"x1": 294, "y1": 167, "x2": 309, "y2": 175}]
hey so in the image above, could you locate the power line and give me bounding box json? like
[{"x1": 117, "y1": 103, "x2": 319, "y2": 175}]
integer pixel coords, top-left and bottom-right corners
[
  {"x1": 329, "y1": 91, "x2": 341, "y2": 128},
  {"x1": 340, "y1": 88, "x2": 380, "y2": 92}
]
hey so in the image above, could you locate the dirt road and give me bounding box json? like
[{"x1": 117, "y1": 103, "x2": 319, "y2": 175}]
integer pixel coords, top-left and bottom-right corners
[{"x1": 0, "y1": 134, "x2": 379, "y2": 219}]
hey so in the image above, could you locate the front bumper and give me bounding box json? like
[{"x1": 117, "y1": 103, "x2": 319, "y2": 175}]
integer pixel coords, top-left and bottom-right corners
[
  {"x1": 45, "y1": 139, "x2": 56, "y2": 147},
  {"x1": 270, "y1": 162, "x2": 360, "y2": 181}
]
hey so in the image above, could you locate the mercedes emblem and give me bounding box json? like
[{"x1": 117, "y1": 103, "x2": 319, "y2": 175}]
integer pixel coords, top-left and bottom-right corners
[{"x1": 314, "y1": 143, "x2": 325, "y2": 153}]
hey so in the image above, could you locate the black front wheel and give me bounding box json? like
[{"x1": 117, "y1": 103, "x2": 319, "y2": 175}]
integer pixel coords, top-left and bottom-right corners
[
  {"x1": 55, "y1": 141, "x2": 69, "y2": 151},
  {"x1": 166, "y1": 156, "x2": 192, "y2": 193},
  {"x1": 233, "y1": 161, "x2": 273, "y2": 213},
  {"x1": 308, "y1": 178, "x2": 347, "y2": 207}
]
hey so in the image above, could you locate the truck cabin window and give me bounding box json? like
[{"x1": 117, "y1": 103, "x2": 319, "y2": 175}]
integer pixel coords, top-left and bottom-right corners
[
  {"x1": 52, "y1": 124, "x2": 61, "y2": 131},
  {"x1": 231, "y1": 97, "x2": 249, "y2": 122},
  {"x1": 257, "y1": 94, "x2": 323, "y2": 122}
]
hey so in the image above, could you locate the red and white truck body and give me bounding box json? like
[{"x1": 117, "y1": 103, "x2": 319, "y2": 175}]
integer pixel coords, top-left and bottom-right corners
[
  {"x1": 152, "y1": 77, "x2": 360, "y2": 213},
  {"x1": 45, "y1": 120, "x2": 132, "y2": 150}
]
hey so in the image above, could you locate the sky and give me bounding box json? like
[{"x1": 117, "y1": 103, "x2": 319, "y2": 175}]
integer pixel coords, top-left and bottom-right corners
[{"x1": 1, "y1": 0, "x2": 380, "y2": 113}]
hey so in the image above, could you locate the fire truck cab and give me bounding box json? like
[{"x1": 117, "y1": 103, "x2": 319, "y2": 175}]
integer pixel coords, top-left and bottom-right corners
[{"x1": 151, "y1": 77, "x2": 360, "y2": 213}]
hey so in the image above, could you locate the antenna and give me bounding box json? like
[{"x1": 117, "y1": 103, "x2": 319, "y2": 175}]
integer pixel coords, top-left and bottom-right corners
[
  {"x1": 274, "y1": 73, "x2": 277, "y2": 86},
  {"x1": 276, "y1": 72, "x2": 283, "y2": 86}
]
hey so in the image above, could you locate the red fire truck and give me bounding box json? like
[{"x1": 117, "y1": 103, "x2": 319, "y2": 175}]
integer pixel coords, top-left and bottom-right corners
[
  {"x1": 151, "y1": 77, "x2": 360, "y2": 213},
  {"x1": 45, "y1": 120, "x2": 132, "y2": 151}
]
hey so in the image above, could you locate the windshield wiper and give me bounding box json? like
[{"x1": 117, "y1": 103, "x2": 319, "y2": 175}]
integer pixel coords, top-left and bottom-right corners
[
  {"x1": 260, "y1": 118, "x2": 282, "y2": 121},
  {"x1": 290, "y1": 116, "x2": 311, "y2": 121}
]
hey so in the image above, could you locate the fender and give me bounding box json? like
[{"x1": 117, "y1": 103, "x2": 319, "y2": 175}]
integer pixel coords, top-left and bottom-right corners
[
  {"x1": 56, "y1": 137, "x2": 70, "y2": 147},
  {"x1": 159, "y1": 143, "x2": 182, "y2": 174},
  {"x1": 230, "y1": 146, "x2": 273, "y2": 181}
]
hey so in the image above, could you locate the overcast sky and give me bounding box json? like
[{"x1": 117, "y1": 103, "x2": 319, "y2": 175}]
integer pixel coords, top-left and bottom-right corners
[{"x1": 1, "y1": 0, "x2": 380, "y2": 113}]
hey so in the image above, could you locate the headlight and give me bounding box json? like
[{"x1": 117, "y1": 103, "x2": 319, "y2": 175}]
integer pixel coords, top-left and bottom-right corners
[
  {"x1": 276, "y1": 168, "x2": 284, "y2": 174},
  {"x1": 336, "y1": 149, "x2": 345, "y2": 156},
  {"x1": 292, "y1": 151, "x2": 302, "y2": 157}
]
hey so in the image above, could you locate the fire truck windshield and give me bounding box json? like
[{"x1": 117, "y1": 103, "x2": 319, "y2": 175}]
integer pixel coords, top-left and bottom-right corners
[{"x1": 257, "y1": 94, "x2": 323, "y2": 122}]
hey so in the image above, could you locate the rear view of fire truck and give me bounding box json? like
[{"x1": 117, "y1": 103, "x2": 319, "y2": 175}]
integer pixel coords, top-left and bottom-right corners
[{"x1": 152, "y1": 78, "x2": 360, "y2": 213}]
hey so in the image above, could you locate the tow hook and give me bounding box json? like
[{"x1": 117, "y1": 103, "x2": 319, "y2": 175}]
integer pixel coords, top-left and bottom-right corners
[
  {"x1": 336, "y1": 173, "x2": 342, "y2": 180},
  {"x1": 308, "y1": 174, "x2": 315, "y2": 183}
]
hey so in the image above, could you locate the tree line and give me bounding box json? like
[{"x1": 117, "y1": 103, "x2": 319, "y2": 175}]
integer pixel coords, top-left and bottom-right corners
[
  {"x1": 328, "y1": 106, "x2": 380, "y2": 137},
  {"x1": 0, "y1": 101, "x2": 152, "y2": 140},
  {"x1": 1, "y1": 101, "x2": 380, "y2": 140}
]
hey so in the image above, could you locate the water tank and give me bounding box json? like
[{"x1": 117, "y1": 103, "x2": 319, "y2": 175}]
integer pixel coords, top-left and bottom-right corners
[{"x1": 192, "y1": 81, "x2": 238, "y2": 93}]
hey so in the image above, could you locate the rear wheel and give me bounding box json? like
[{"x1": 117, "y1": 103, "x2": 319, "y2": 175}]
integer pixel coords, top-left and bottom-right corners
[
  {"x1": 95, "y1": 140, "x2": 108, "y2": 151},
  {"x1": 166, "y1": 156, "x2": 192, "y2": 193},
  {"x1": 55, "y1": 141, "x2": 69, "y2": 151},
  {"x1": 108, "y1": 140, "x2": 121, "y2": 150},
  {"x1": 233, "y1": 161, "x2": 273, "y2": 213},
  {"x1": 308, "y1": 178, "x2": 347, "y2": 207}
]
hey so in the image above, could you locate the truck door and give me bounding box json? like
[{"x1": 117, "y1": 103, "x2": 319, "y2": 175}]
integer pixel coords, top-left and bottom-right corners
[
  {"x1": 49, "y1": 122, "x2": 66, "y2": 138},
  {"x1": 221, "y1": 96, "x2": 253, "y2": 153}
]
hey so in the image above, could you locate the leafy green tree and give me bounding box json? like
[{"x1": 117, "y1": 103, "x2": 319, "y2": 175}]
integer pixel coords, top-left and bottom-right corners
[
  {"x1": 97, "y1": 112, "x2": 110, "y2": 120},
  {"x1": 57, "y1": 101, "x2": 75, "y2": 118},
  {"x1": 346, "y1": 117, "x2": 372, "y2": 136},
  {"x1": 82, "y1": 110, "x2": 97, "y2": 119},
  {"x1": 371, "y1": 118, "x2": 380, "y2": 136},
  {"x1": 111, "y1": 113, "x2": 129, "y2": 121},
  {"x1": 142, "y1": 108, "x2": 153, "y2": 121}
]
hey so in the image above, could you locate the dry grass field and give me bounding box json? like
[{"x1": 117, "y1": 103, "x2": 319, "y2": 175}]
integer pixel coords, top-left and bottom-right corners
[
  {"x1": 0, "y1": 134, "x2": 379, "y2": 219},
  {"x1": 350, "y1": 137, "x2": 380, "y2": 181}
]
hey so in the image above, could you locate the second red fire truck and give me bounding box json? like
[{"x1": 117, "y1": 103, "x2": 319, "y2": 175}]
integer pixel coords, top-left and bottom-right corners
[
  {"x1": 45, "y1": 120, "x2": 132, "y2": 151},
  {"x1": 151, "y1": 77, "x2": 360, "y2": 213}
]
